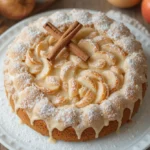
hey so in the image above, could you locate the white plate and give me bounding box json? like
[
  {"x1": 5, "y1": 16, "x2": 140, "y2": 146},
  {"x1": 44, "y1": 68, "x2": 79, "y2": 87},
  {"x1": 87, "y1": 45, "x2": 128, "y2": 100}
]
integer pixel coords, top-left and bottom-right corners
[{"x1": 0, "y1": 9, "x2": 150, "y2": 150}]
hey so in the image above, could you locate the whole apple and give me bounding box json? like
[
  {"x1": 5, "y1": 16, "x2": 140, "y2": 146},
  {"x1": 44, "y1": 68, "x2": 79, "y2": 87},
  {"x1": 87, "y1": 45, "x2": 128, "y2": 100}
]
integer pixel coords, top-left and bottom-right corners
[
  {"x1": 0, "y1": 0, "x2": 35, "y2": 20},
  {"x1": 142, "y1": 0, "x2": 150, "y2": 23},
  {"x1": 107, "y1": 0, "x2": 141, "y2": 8}
]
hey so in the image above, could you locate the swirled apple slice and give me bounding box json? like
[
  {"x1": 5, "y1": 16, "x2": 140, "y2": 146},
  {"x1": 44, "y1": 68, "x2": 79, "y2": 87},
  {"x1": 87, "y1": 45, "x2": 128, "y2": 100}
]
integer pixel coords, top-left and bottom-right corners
[
  {"x1": 80, "y1": 70, "x2": 104, "y2": 82},
  {"x1": 74, "y1": 27, "x2": 95, "y2": 42},
  {"x1": 53, "y1": 96, "x2": 69, "y2": 107},
  {"x1": 35, "y1": 40, "x2": 49, "y2": 57},
  {"x1": 60, "y1": 61, "x2": 76, "y2": 81},
  {"x1": 68, "y1": 78, "x2": 79, "y2": 98},
  {"x1": 101, "y1": 43, "x2": 127, "y2": 61},
  {"x1": 35, "y1": 76, "x2": 61, "y2": 94},
  {"x1": 95, "y1": 82, "x2": 109, "y2": 104},
  {"x1": 102, "y1": 70, "x2": 120, "y2": 93},
  {"x1": 91, "y1": 51, "x2": 117, "y2": 66},
  {"x1": 78, "y1": 39, "x2": 99, "y2": 56},
  {"x1": 25, "y1": 51, "x2": 42, "y2": 74},
  {"x1": 48, "y1": 36, "x2": 57, "y2": 45},
  {"x1": 26, "y1": 49, "x2": 41, "y2": 65},
  {"x1": 89, "y1": 58, "x2": 106, "y2": 69},
  {"x1": 36, "y1": 58, "x2": 52, "y2": 80},
  {"x1": 110, "y1": 66, "x2": 124, "y2": 75},
  {"x1": 76, "y1": 90, "x2": 95, "y2": 108},
  {"x1": 78, "y1": 76, "x2": 97, "y2": 93},
  {"x1": 110, "y1": 66, "x2": 124, "y2": 86},
  {"x1": 93, "y1": 36, "x2": 112, "y2": 46},
  {"x1": 79, "y1": 86, "x2": 88, "y2": 98},
  {"x1": 70, "y1": 54, "x2": 88, "y2": 69}
]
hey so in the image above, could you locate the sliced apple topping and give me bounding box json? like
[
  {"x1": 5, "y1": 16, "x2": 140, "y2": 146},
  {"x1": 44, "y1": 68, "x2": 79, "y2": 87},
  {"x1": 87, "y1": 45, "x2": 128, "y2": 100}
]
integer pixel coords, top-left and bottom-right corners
[
  {"x1": 76, "y1": 90, "x2": 95, "y2": 108},
  {"x1": 102, "y1": 70, "x2": 120, "y2": 93},
  {"x1": 25, "y1": 50, "x2": 42, "y2": 74},
  {"x1": 78, "y1": 39, "x2": 99, "y2": 56},
  {"x1": 101, "y1": 43, "x2": 127, "y2": 61},
  {"x1": 36, "y1": 58, "x2": 52, "y2": 80},
  {"x1": 90, "y1": 51, "x2": 117, "y2": 66},
  {"x1": 87, "y1": 31, "x2": 99, "y2": 39},
  {"x1": 80, "y1": 70, "x2": 104, "y2": 82},
  {"x1": 93, "y1": 36, "x2": 112, "y2": 46},
  {"x1": 95, "y1": 82, "x2": 109, "y2": 104},
  {"x1": 68, "y1": 78, "x2": 79, "y2": 98},
  {"x1": 60, "y1": 61, "x2": 76, "y2": 81},
  {"x1": 78, "y1": 76, "x2": 97, "y2": 93},
  {"x1": 89, "y1": 58, "x2": 106, "y2": 69},
  {"x1": 35, "y1": 76, "x2": 61, "y2": 94},
  {"x1": 53, "y1": 96, "x2": 69, "y2": 107},
  {"x1": 110, "y1": 66, "x2": 124, "y2": 86},
  {"x1": 79, "y1": 86, "x2": 88, "y2": 98},
  {"x1": 35, "y1": 40, "x2": 49, "y2": 57},
  {"x1": 70, "y1": 54, "x2": 88, "y2": 69},
  {"x1": 73, "y1": 27, "x2": 95, "y2": 42},
  {"x1": 26, "y1": 49, "x2": 41, "y2": 65},
  {"x1": 48, "y1": 36, "x2": 57, "y2": 45},
  {"x1": 110, "y1": 66, "x2": 124, "y2": 75}
]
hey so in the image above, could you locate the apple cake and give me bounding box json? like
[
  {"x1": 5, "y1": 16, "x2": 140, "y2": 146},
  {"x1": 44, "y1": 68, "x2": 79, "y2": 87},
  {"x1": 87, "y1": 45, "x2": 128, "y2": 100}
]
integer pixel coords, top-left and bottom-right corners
[{"x1": 4, "y1": 10, "x2": 148, "y2": 142}]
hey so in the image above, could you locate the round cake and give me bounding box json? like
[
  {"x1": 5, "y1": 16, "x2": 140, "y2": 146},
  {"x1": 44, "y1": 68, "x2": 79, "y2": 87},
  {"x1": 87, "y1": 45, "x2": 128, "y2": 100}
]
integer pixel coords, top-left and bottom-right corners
[{"x1": 4, "y1": 10, "x2": 148, "y2": 142}]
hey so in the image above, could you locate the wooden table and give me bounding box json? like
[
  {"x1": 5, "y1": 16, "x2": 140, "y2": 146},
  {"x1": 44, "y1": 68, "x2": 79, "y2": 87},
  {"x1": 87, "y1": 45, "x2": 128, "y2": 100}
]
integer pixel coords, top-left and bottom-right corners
[{"x1": 0, "y1": 0, "x2": 149, "y2": 150}]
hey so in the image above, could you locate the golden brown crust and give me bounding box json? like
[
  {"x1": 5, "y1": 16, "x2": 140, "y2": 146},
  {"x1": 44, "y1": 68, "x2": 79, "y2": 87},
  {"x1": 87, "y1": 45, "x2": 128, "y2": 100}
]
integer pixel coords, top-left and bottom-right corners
[{"x1": 6, "y1": 82, "x2": 147, "y2": 142}]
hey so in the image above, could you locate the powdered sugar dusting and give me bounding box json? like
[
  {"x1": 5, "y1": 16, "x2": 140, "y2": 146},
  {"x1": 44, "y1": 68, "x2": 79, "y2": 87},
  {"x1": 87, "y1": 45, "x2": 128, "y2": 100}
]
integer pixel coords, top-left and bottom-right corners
[
  {"x1": 56, "y1": 107, "x2": 79, "y2": 126},
  {"x1": 107, "y1": 22, "x2": 130, "y2": 40}
]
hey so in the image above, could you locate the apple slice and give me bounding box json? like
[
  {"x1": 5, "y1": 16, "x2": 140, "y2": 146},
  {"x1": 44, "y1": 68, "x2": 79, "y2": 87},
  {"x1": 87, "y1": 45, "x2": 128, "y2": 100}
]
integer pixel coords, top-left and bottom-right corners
[
  {"x1": 89, "y1": 58, "x2": 106, "y2": 69},
  {"x1": 79, "y1": 86, "x2": 88, "y2": 98},
  {"x1": 35, "y1": 40, "x2": 49, "y2": 57},
  {"x1": 101, "y1": 43, "x2": 127, "y2": 61},
  {"x1": 95, "y1": 82, "x2": 109, "y2": 104},
  {"x1": 70, "y1": 54, "x2": 88, "y2": 69},
  {"x1": 60, "y1": 61, "x2": 76, "y2": 81},
  {"x1": 94, "y1": 36, "x2": 113, "y2": 47},
  {"x1": 87, "y1": 31, "x2": 99, "y2": 39},
  {"x1": 110, "y1": 66, "x2": 124, "y2": 75},
  {"x1": 78, "y1": 39, "x2": 99, "y2": 56},
  {"x1": 73, "y1": 27, "x2": 95, "y2": 42},
  {"x1": 36, "y1": 58, "x2": 52, "y2": 80},
  {"x1": 76, "y1": 90, "x2": 95, "y2": 108},
  {"x1": 26, "y1": 49, "x2": 41, "y2": 65},
  {"x1": 25, "y1": 51, "x2": 42, "y2": 74},
  {"x1": 68, "y1": 78, "x2": 79, "y2": 98},
  {"x1": 90, "y1": 51, "x2": 117, "y2": 66},
  {"x1": 48, "y1": 36, "x2": 57, "y2": 45},
  {"x1": 53, "y1": 96, "x2": 69, "y2": 107},
  {"x1": 35, "y1": 76, "x2": 61, "y2": 94},
  {"x1": 80, "y1": 70, "x2": 104, "y2": 82},
  {"x1": 103, "y1": 70, "x2": 120, "y2": 93},
  {"x1": 110, "y1": 66, "x2": 124, "y2": 86},
  {"x1": 78, "y1": 76, "x2": 97, "y2": 93}
]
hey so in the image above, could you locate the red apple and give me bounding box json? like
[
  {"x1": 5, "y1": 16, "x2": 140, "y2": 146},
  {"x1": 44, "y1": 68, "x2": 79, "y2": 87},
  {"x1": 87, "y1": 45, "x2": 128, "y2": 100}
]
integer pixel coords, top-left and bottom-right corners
[
  {"x1": 0, "y1": 0, "x2": 35, "y2": 20},
  {"x1": 107, "y1": 0, "x2": 141, "y2": 8},
  {"x1": 142, "y1": 0, "x2": 150, "y2": 23}
]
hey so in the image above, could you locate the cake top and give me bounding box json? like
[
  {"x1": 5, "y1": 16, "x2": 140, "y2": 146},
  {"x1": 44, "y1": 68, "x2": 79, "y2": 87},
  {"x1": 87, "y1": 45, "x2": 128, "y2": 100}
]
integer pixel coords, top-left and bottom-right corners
[{"x1": 4, "y1": 10, "x2": 147, "y2": 140}]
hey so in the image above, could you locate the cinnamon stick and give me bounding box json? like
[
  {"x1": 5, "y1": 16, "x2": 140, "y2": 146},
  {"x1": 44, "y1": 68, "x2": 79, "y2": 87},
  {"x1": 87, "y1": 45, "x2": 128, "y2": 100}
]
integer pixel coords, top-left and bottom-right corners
[{"x1": 44, "y1": 22, "x2": 89, "y2": 61}]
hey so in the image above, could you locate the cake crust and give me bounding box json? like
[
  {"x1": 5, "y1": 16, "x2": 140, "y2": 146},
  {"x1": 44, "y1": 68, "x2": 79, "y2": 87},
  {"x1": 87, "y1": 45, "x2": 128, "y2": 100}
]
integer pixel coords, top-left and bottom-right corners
[{"x1": 6, "y1": 83, "x2": 146, "y2": 141}]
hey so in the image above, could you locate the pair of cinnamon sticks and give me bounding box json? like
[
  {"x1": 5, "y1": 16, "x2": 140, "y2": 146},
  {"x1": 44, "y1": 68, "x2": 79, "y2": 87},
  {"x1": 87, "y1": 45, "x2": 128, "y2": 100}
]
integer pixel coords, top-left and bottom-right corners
[{"x1": 44, "y1": 21, "x2": 89, "y2": 62}]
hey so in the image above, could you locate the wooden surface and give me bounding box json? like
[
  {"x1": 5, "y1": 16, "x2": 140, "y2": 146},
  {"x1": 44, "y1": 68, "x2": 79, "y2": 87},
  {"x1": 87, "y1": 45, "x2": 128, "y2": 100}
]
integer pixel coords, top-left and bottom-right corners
[{"x1": 0, "y1": 0, "x2": 150, "y2": 150}]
